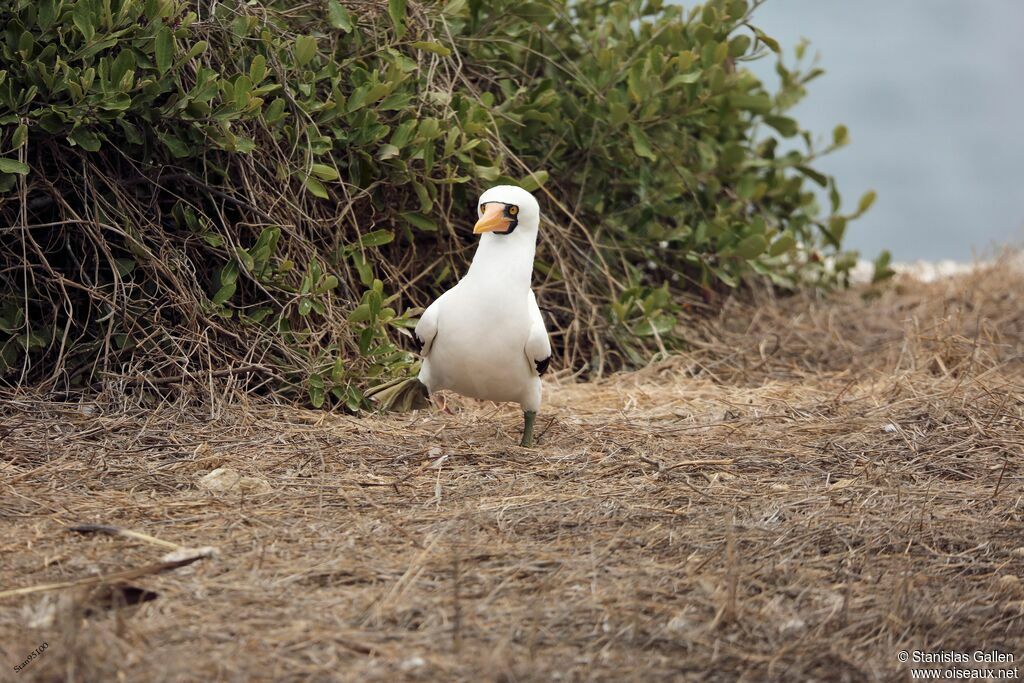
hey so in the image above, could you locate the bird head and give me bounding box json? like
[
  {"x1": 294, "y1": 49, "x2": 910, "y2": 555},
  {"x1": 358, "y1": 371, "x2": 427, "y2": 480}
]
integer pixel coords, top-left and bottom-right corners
[{"x1": 473, "y1": 185, "x2": 540, "y2": 238}]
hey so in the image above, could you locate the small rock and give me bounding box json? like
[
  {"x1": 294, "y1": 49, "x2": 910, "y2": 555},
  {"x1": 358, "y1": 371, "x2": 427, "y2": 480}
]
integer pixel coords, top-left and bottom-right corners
[
  {"x1": 198, "y1": 467, "x2": 272, "y2": 494},
  {"x1": 400, "y1": 656, "x2": 426, "y2": 672},
  {"x1": 22, "y1": 594, "x2": 63, "y2": 629},
  {"x1": 160, "y1": 546, "x2": 219, "y2": 563},
  {"x1": 781, "y1": 617, "x2": 806, "y2": 634},
  {"x1": 996, "y1": 575, "x2": 1021, "y2": 596},
  {"x1": 666, "y1": 613, "x2": 694, "y2": 634}
]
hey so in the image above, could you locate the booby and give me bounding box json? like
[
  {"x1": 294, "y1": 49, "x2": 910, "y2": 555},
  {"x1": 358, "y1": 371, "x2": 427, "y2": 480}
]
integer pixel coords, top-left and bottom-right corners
[{"x1": 415, "y1": 185, "x2": 552, "y2": 447}]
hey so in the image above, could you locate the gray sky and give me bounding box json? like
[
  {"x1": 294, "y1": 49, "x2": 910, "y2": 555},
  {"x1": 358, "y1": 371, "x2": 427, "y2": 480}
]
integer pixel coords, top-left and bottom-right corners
[{"x1": 736, "y1": 0, "x2": 1024, "y2": 261}]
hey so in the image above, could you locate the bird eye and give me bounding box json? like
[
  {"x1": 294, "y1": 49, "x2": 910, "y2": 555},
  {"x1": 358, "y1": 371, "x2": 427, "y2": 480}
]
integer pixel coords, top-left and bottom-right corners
[{"x1": 508, "y1": 205, "x2": 519, "y2": 215}]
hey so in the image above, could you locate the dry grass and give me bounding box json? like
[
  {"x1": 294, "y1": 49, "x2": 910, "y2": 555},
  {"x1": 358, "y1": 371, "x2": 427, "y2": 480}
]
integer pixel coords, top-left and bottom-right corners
[{"x1": 2, "y1": 261, "x2": 1023, "y2": 682}]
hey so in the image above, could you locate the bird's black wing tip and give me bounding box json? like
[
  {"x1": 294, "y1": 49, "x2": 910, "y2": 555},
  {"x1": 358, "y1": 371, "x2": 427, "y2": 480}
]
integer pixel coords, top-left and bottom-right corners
[{"x1": 535, "y1": 356, "x2": 551, "y2": 376}]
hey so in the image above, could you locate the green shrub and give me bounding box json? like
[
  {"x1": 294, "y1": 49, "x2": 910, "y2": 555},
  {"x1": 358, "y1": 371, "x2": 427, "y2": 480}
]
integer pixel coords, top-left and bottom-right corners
[{"x1": 0, "y1": 0, "x2": 872, "y2": 406}]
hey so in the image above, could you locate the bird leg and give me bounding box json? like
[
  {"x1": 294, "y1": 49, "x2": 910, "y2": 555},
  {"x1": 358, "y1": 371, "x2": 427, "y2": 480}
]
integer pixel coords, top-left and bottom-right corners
[{"x1": 520, "y1": 410, "x2": 537, "y2": 448}]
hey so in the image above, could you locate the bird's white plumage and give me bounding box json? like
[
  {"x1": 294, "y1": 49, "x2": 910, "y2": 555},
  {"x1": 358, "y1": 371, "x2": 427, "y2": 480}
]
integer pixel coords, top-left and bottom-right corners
[
  {"x1": 525, "y1": 289, "x2": 552, "y2": 371},
  {"x1": 414, "y1": 288, "x2": 448, "y2": 357},
  {"x1": 416, "y1": 186, "x2": 550, "y2": 413}
]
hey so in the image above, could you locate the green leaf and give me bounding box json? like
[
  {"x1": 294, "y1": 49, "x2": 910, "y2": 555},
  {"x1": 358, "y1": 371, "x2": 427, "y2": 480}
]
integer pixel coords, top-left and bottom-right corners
[
  {"x1": 519, "y1": 170, "x2": 549, "y2": 192},
  {"x1": 412, "y1": 182, "x2": 432, "y2": 213},
  {"x1": 294, "y1": 36, "x2": 317, "y2": 67},
  {"x1": 390, "y1": 120, "x2": 417, "y2": 149},
  {"x1": 68, "y1": 128, "x2": 101, "y2": 152},
  {"x1": 737, "y1": 175, "x2": 757, "y2": 200},
  {"x1": 827, "y1": 216, "x2": 847, "y2": 245},
  {"x1": 796, "y1": 165, "x2": 828, "y2": 188},
  {"x1": 202, "y1": 232, "x2": 223, "y2": 247},
  {"x1": 359, "y1": 229, "x2": 395, "y2": 247},
  {"x1": 185, "y1": 41, "x2": 208, "y2": 61},
  {"x1": 233, "y1": 75, "x2": 253, "y2": 104},
  {"x1": 729, "y1": 35, "x2": 752, "y2": 57},
  {"x1": 245, "y1": 307, "x2": 274, "y2": 325},
  {"x1": 220, "y1": 261, "x2": 239, "y2": 286},
  {"x1": 828, "y1": 179, "x2": 841, "y2": 213},
  {"x1": 17, "y1": 31, "x2": 34, "y2": 59},
  {"x1": 411, "y1": 41, "x2": 451, "y2": 57},
  {"x1": 634, "y1": 313, "x2": 676, "y2": 337},
  {"x1": 155, "y1": 27, "x2": 174, "y2": 75},
  {"x1": 513, "y1": 2, "x2": 557, "y2": 24},
  {"x1": 348, "y1": 303, "x2": 372, "y2": 323},
  {"x1": 628, "y1": 124, "x2": 657, "y2": 161},
  {"x1": 114, "y1": 258, "x2": 136, "y2": 277},
  {"x1": 377, "y1": 144, "x2": 400, "y2": 160},
  {"x1": 475, "y1": 165, "x2": 501, "y2": 181},
  {"x1": 401, "y1": 212, "x2": 438, "y2": 232},
  {"x1": 99, "y1": 93, "x2": 132, "y2": 111},
  {"x1": 872, "y1": 250, "x2": 895, "y2": 284},
  {"x1": 666, "y1": 71, "x2": 702, "y2": 88},
  {"x1": 713, "y1": 266, "x2": 739, "y2": 288},
  {"x1": 158, "y1": 132, "x2": 189, "y2": 157},
  {"x1": 0, "y1": 158, "x2": 29, "y2": 175},
  {"x1": 264, "y1": 98, "x2": 287, "y2": 123},
  {"x1": 764, "y1": 115, "x2": 798, "y2": 138},
  {"x1": 212, "y1": 282, "x2": 236, "y2": 305},
  {"x1": 73, "y1": 1, "x2": 96, "y2": 41},
  {"x1": 833, "y1": 124, "x2": 849, "y2": 147},
  {"x1": 331, "y1": 357, "x2": 346, "y2": 383},
  {"x1": 39, "y1": 0, "x2": 60, "y2": 28},
  {"x1": 418, "y1": 118, "x2": 441, "y2": 139},
  {"x1": 11, "y1": 124, "x2": 28, "y2": 149},
  {"x1": 327, "y1": 0, "x2": 353, "y2": 31},
  {"x1": 249, "y1": 54, "x2": 267, "y2": 83},
  {"x1": 735, "y1": 234, "x2": 767, "y2": 260},
  {"x1": 389, "y1": 0, "x2": 408, "y2": 38},
  {"x1": 854, "y1": 190, "x2": 877, "y2": 217},
  {"x1": 754, "y1": 29, "x2": 780, "y2": 53},
  {"x1": 311, "y1": 163, "x2": 340, "y2": 181},
  {"x1": 302, "y1": 175, "x2": 328, "y2": 199},
  {"x1": 308, "y1": 375, "x2": 325, "y2": 408},
  {"x1": 768, "y1": 232, "x2": 796, "y2": 257},
  {"x1": 729, "y1": 93, "x2": 772, "y2": 114}
]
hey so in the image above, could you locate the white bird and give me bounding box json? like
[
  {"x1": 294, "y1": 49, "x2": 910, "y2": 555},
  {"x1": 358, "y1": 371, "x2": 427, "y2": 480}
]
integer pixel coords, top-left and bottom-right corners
[{"x1": 373, "y1": 185, "x2": 551, "y2": 447}]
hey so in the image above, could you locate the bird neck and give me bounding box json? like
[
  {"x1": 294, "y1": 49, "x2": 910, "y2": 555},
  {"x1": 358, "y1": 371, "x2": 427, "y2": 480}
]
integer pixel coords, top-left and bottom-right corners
[{"x1": 465, "y1": 229, "x2": 537, "y2": 290}]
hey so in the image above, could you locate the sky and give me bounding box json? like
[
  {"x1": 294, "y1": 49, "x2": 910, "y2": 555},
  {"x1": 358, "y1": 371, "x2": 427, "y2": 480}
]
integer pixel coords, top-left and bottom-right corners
[{"x1": 728, "y1": 0, "x2": 1024, "y2": 261}]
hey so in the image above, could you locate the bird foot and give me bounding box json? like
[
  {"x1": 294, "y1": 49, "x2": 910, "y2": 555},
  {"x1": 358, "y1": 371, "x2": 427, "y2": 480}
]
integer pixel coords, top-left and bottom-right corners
[{"x1": 432, "y1": 393, "x2": 453, "y2": 414}]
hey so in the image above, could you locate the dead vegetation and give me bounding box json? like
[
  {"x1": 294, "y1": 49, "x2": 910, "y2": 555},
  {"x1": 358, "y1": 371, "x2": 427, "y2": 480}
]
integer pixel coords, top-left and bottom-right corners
[{"x1": 1, "y1": 260, "x2": 1022, "y2": 682}]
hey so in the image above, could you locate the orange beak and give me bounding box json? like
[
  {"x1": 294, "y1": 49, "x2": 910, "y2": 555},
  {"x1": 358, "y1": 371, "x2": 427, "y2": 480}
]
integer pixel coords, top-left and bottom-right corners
[{"x1": 473, "y1": 203, "x2": 512, "y2": 234}]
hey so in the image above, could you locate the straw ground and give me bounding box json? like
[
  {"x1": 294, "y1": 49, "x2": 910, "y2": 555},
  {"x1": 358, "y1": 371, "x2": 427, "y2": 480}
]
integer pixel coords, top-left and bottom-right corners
[{"x1": 1, "y1": 261, "x2": 1022, "y2": 682}]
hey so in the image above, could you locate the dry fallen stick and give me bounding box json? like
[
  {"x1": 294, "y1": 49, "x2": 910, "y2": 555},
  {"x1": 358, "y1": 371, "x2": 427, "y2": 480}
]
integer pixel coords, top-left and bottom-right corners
[
  {"x1": 0, "y1": 553, "x2": 213, "y2": 600},
  {"x1": 68, "y1": 523, "x2": 182, "y2": 550},
  {"x1": 666, "y1": 458, "x2": 734, "y2": 469}
]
